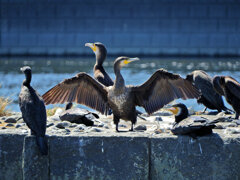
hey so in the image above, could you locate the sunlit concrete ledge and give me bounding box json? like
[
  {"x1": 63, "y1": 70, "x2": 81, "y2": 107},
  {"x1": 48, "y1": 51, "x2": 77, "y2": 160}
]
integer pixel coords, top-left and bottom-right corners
[{"x1": 0, "y1": 131, "x2": 240, "y2": 180}]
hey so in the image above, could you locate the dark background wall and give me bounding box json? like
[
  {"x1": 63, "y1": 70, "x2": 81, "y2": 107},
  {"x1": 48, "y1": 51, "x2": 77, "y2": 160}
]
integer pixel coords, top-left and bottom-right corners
[{"x1": 1, "y1": 0, "x2": 240, "y2": 56}]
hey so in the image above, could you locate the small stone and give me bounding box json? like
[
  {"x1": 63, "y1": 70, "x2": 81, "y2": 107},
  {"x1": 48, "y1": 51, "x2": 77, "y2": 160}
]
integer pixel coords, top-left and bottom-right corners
[
  {"x1": 104, "y1": 125, "x2": 109, "y2": 129},
  {"x1": 1, "y1": 127, "x2": 6, "y2": 129},
  {"x1": 233, "y1": 120, "x2": 240, "y2": 125},
  {"x1": 88, "y1": 127, "x2": 102, "y2": 132},
  {"x1": 15, "y1": 124, "x2": 22, "y2": 128},
  {"x1": 134, "y1": 125, "x2": 147, "y2": 131},
  {"x1": 69, "y1": 123, "x2": 78, "y2": 128},
  {"x1": 5, "y1": 118, "x2": 17, "y2": 123},
  {"x1": 76, "y1": 124, "x2": 86, "y2": 131},
  {"x1": 97, "y1": 123, "x2": 105, "y2": 127},
  {"x1": 6, "y1": 123, "x2": 14, "y2": 127},
  {"x1": 155, "y1": 117, "x2": 163, "y2": 121},
  {"x1": 56, "y1": 121, "x2": 71, "y2": 129},
  {"x1": 224, "y1": 127, "x2": 240, "y2": 134},
  {"x1": 65, "y1": 129, "x2": 71, "y2": 133},
  {"x1": 47, "y1": 122, "x2": 54, "y2": 128}
]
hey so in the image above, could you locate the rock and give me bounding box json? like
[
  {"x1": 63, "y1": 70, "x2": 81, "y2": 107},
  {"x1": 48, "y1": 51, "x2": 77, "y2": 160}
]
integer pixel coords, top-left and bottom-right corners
[
  {"x1": 59, "y1": 108, "x2": 95, "y2": 126},
  {"x1": 224, "y1": 127, "x2": 240, "y2": 134},
  {"x1": 1, "y1": 127, "x2": 6, "y2": 129},
  {"x1": 54, "y1": 108, "x2": 64, "y2": 116},
  {"x1": 155, "y1": 117, "x2": 163, "y2": 121},
  {"x1": 215, "y1": 122, "x2": 237, "y2": 129},
  {"x1": 87, "y1": 127, "x2": 102, "y2": 132},
  {"x1": 69, "y1": 123, "x2": 78, "y2": 128},
  {"x1": 48, "y1": 115, "x2": 61, "y2": 121},
  {"x1": 233, "y1": 120, "x2": 240, "y2": 125},
  {"x1": 47, "y1": 122, "x2": 54, "y2": 128},
  {"x1": 134, "y1": 125, "x2": 147, "y2": 131},
  {"x1": 56, "y1": 121, "x2": 71, "y2": 129},
  {"x1": 15, "y1": 124, "x2": 22, "y2": 128},
  {"x1": 4, "y1": 118, "x2": 17, "y2": 123},
  {"x1": 6, "y1": 123, "x2": 14, "y2": 127},
  {"x1": 76, "y1": 124, "x2": 87, "y2": 131}
]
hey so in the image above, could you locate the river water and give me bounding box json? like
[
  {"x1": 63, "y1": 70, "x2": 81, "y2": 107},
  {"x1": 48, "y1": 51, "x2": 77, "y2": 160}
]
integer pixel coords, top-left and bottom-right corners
[{"x1": 0, "y1": 57, "x2": 240, "y2": 112}]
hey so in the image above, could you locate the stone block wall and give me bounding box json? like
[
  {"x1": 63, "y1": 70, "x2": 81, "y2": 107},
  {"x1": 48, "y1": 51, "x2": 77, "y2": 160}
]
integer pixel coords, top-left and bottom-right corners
[{"x1": 1, "y1": 0, "x2": 240, "y2": 56}]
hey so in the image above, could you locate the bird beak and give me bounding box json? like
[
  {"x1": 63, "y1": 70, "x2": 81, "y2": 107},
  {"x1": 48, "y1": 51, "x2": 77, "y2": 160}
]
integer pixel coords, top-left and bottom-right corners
[
  {"x1": 165, "y1": 107, "x2": 179, "y2": 115},
  {"x1": 124, "y1": 57, "x2": 140, "y2": 65},
  {"x1": 85, "y1": 43, "x2": 97, "y2": 52}
]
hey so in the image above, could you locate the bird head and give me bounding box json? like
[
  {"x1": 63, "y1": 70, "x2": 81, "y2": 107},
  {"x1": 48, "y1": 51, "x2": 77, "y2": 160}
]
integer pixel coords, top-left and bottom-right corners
[
  {"x1": 114, "y1": 56, "x2": 140, "y2": 69},
  {"x1": 20, "y1": 66, "x2": 31, "y2": 75},
  {"x1": 85, "y1": 42, "x2": 107, "y2": 55},
  {"x1": 166, "y1": 103, "x2": 189, "y2": 123}
]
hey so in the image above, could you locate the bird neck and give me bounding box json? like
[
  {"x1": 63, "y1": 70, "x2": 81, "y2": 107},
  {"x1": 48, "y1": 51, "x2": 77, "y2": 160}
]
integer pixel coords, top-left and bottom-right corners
[
  {"x1": 95, "y1": 51, "x2": 106, "y2": 66},
  {"x1": 23, "y1": 73, "x2": 31, "y2": 86},
  {"x1": 114, "y1": 65, "x2": 125, "y2": 91},
  {"x1": 175, "y1": 111, "x2": 188, "y2": 123}
]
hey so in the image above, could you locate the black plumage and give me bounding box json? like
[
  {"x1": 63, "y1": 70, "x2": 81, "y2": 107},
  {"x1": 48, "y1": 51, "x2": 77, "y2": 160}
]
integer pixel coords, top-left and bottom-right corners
[
  {"x1": 167, "y1": 103, "x2": 218, "y2": 138},
  {"x1": 213, "y1": 76, "x2": 240, "y2": 119},
  {"x1": 19, "y1": 66, "x2": 48, "y2": 155},
  {"x1": 43, "y1": 57, "x2": 200, "y2": 132},
  {"x1": 186, "y1": 70, "x2": 231, "y2": 113}
]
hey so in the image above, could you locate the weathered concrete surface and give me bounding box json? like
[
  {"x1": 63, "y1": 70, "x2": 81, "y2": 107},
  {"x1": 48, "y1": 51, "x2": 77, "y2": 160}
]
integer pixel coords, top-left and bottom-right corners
[
  {"x1": 151, "y1": 132, "x2": 240, "y2": 180},
  {"x1": 22, "y1": 136, "x2": 49, "y2": 180},
  {"x1": 49, "y1": 134, "x2": 149, "y2": 180},
  {"x1": 0, "y1": 134, "x2": 25, "y2": 180}
]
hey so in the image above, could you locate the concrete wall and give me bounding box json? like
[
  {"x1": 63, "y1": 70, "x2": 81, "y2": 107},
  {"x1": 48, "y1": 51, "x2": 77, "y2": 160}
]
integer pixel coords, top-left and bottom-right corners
[
  {"x1": 1, "y1": 132, "x2": 240, "y2": 180},
  {"x1": 1, "y1": 0, "x2": 240, "y2": 56}
]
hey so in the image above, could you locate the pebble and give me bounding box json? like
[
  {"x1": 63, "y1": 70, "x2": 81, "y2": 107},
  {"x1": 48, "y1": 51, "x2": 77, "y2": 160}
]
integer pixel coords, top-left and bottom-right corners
[
  {"x1": 134, "y1": 125, "x2": 147, "y2": 131},
  {"x1": 76, "y1": 124, "x2": 87, "y2": 131},
  {"x1": 155, "y1": 117, "x2": 163, "y2": 121},
  {"x1": 224, "y1": 127, "x2": 240, "y2": 134},
  {"x1": 56, "y1": 121, "x2": 71, "y2": 129},
  {"x1": 6, "y1": 123, "x2": 14, "y2": 127},
  {"x1": 87, "y1": 127, "x2": 102, "y2": 132},
  {"x1": 47, "y1": 122, "x2": 54, "y2": 128},
  {"x1": 4, "y1": 118, "x2": 17, "y2": 123}
]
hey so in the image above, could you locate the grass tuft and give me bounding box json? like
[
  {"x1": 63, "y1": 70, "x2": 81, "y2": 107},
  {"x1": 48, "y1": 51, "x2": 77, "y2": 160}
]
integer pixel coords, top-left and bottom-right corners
[
  {"x1": 0, "y1": 96, "x2": 12, "y2": 117},
  {"x1": 46, "y1": 107, "x2": 63, "y2": 117}
]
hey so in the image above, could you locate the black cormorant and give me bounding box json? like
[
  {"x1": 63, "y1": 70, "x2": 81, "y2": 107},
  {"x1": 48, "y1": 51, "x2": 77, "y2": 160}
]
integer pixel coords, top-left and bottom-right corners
[
  {"x1": 213, "y1": 76, "x2": 240, "y2": 119},
  {"x1": 167, "y1": 103, "x2": 217, "y2": 137},
  {"x1": 186, "y1": 70, "x2": 231, "y2": 113},
  {"x1": 19, "y1": 66, "x2": 48, "y2": 155},
  {"x1": 43, "y1": 57, "x2": 200, "y2": 132},
  {"x1": 85, "y1": 42, "x2": 113, "y2": 86}
]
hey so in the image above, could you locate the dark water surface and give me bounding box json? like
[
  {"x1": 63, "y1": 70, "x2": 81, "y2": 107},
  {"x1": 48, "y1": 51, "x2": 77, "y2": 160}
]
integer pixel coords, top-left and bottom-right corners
[{"x1": 1, "y1": 57, "x2": 240, "y2": 112}]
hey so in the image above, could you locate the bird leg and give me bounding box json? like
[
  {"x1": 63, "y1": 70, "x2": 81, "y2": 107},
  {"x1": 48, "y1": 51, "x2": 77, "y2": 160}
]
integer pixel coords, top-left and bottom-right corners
[
  {"x1": 202, "y1": 107, "x2": 207, "y2": 113},
  {"x1": 129, "y1": 123, "x2": 134, "y2": 131},
  {"x1": 113, "y1": 115, "x2": 120, "y2": 132}
]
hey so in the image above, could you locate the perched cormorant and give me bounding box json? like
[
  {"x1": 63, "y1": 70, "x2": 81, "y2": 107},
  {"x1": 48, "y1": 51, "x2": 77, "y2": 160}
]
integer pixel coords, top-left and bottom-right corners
[
  {"x1": 85, "y1": 42, "x2": 113, "y2": 86},
  {"x1": 213, "y1": 76, "x2": 240, "y2": 119},
  {"x1": 43, "y1": 57, "x2": 200, "y2": 132},
  {"x1": 64, "y1": 42, "x2": 113, "y2": 111},
  {"x1": 167, "y1": 103, "x2": 218, "y2": 137},
  {"x1": 186, "y1": 70, "x2": 231, "y2": 113},
  {"x1": 19, "y1": 66, "x2": 48, "y2": 155}
]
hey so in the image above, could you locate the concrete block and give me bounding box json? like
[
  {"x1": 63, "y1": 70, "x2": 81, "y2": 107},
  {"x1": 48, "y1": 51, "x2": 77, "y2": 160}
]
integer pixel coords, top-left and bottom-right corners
[
  {"x1": 209, "y1": 33, "x2": 227, "y2": 47},
  {"x1": 171, "y1": 34, "x2": 190, "y2": 47},
  {"x1": 151, "y1": 133, "x2": 240, "y2": 180},
  {"x1": 19, "y1": 33, "x2": 37, "y2": 46},
  {"x1": 49, "y1": 135, "x2": 149, "y2": 180},
  {"x1": 104, "y1": 19, "x2": 125, "y2": 32},
  {"x1": 209, "y1": 5, "x2": 226, "y2": 18},
  {"x1": 228, "y1": 34, "x2": 240, "y2": 48},
  {"x1": 113, "y1": 33, "x2": 133, "y2": 46},
  {"x1": 0, "y1": 134, "x2": 25, "y2": 180},
  {"x1": 198, "y1": 19, "x2": 218, "y2": 32},
  {"x1": 151, "y1": 34, "x2": 171, "y2": 47},
  {"x1": 9, "y1": 19, "x2": 28, "y2": 33},
  {"x1": 189, "y1": 5, "x2": 207, "y2": 18},
  {"x1": 36, "y1": 4, "x2": 56, "y2": 18},
  {"x1": 1, "y1": 33, "x2": 19, "y2": 47},
  {"x1": 94, "y1": 5, "x2": 113, "y2": 18},
  {"x1": 190, "y1": 34, "x2": 209, "y2": 47},
  {"x1": 76, "y1": 33, "x2": 96, "y2": 47},
  {"x1": 218, "y1": 19, "x2": 237, "y2": 33},
  {"x1": 158, "y1": 20, "x2": 180, "y2": 33},
  {"x1": 228, "y1": 5, "x2": 240, "y2": 18},
  {"x1": 171, "y1": 5, "x2": 190, "y2": 18},
  {"x1": 180, "y1": 19, "x2": 200, "y2": 33},
  {"x1": 22, "y1": 136, "x2": 49, "y2": 180},
  {"x1": 132, "y1": 33, "x2": 151, "y2": 47},
  {"x1": 56, "y1": 33, "x2": 76, "y2": 46},
  {"x1": 56, "y1": 4, "x2": 77, "y2": 18},
  {"x1": 38, "y1": 33, "x2": 56, "y2": 46}
]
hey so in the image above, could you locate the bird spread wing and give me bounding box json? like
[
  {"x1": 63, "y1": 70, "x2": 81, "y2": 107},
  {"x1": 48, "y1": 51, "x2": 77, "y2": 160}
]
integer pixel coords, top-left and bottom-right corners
[
  {"x1": 94, "y1": 68, "x2": 114, "y2": 87},
  {"x1": 42, "y1": 72, "x2": 109, "y2": 115},
  {"x1": 225, "y1": 77, "x2": 240, "y2": 99},
  {"x1": 132, "y1": 69, "x2": 200, "y2": 114}
]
